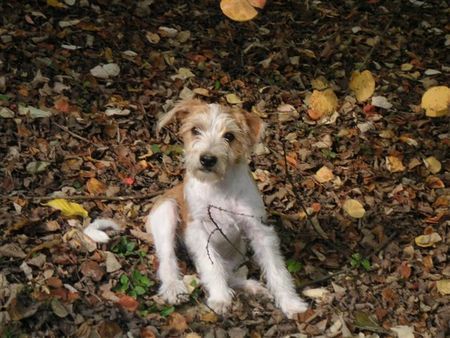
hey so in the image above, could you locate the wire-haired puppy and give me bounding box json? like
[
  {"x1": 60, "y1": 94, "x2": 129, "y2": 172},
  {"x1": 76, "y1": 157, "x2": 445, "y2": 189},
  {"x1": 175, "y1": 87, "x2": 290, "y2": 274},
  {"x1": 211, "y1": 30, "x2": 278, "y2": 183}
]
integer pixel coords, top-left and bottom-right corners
[{"x1": 146, "y1": 99, "x2": 308, "y2": 318}]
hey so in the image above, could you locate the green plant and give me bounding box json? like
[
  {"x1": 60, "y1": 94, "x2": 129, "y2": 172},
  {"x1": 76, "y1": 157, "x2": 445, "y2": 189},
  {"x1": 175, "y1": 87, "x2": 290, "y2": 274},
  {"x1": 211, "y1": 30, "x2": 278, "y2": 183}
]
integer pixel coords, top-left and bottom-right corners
[
  {"x1": 350, "y1": 253, "x2": 371, "y2": 271},
  {"x1": 286, "y1": 258, "x2": 303, "y2": 273},
  {"x1": 112, "y1": 237, "x2": 142, "y2": 257},
  {"x1": 115, "y1": 270, "x2": 154, "y2": 298}
]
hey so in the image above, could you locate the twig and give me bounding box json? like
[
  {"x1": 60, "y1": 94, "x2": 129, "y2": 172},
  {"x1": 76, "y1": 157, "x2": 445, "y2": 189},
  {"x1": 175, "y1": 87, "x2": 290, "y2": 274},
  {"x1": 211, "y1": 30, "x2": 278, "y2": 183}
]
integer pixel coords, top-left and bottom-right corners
[
  {"x1": 298, "y1": 269, "x2": 347, "y2": 289},
  {"x1": 53, "y1": 121, "x2": 101, "y2": 147},
  {"x1": 0, "y1": 191, "x2": 163, "y2": 202}
]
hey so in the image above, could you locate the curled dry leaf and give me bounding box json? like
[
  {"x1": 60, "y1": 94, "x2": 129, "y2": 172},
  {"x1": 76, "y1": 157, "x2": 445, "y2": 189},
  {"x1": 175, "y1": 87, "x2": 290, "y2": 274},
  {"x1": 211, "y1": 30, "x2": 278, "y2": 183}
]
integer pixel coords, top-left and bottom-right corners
[
  {"x1": 225, "y1": 93, "x2": 243, "y2": 104},
  {"x1": 349, "y1": 70, "x2": 375, "y2": 102},
  {"x1": 314, "y1": 166, "x2": 334, "y2": 183},
  {"x1": 420, "y1": 86, "x2": 450, "y2": 117},
  {"x1": 386, "y1": 156, "x2": 406, "y2": 173},
  {"x1": 220, "y1": 0, "x2": 258, "y2": 22},
  {"x1": 343, "y1": 199, "x2": 365, "y2": 218},
  {"x1": 423, "y1": 156, "x2": 441, "y2": 174},
  {"x1": 436, "y1": 280, "x2": 450, "y2": 295},
  {"x1": 415, "y1": 233, "x2": 442, "y2": 247},
  {"x1": 307, "y1": 89, "x2": 338, "y2": 120},
  {"x1": 45, "y1": 199, "x2": 89, "y2": 218}
]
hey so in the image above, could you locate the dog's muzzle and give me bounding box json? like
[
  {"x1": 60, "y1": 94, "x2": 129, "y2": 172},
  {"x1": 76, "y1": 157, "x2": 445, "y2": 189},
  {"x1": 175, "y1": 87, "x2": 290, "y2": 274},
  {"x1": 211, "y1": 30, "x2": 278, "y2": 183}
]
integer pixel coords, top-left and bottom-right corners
[{"x1": 199, "y1": 153, "x2": 217, "y2": 170}]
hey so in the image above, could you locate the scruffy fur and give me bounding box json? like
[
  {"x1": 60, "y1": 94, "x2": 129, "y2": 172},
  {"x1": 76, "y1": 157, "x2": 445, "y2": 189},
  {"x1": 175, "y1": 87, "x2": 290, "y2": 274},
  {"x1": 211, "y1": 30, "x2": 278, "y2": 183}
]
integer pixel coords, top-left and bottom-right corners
[{"x1": 146, "y1": 99, "x2": 308, "y2": 318}]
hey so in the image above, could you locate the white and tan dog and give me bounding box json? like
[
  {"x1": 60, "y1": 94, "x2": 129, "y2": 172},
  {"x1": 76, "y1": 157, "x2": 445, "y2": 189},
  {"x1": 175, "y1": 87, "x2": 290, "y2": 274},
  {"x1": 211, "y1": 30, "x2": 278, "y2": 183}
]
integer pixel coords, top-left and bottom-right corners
[{"x1": 145, "y1": 99, "x2": 308, "y2": 318}]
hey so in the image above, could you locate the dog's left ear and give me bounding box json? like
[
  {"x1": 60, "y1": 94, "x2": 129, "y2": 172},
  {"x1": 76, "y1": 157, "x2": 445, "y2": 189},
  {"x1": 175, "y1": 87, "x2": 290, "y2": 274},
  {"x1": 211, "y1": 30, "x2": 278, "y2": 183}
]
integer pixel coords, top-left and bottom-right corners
[
  {"x1": 240, "y1": 110, "x2": 265, "y2": 145},
  {"x1": 157, "y1": 99, "x2": 206, "y2": 133}
]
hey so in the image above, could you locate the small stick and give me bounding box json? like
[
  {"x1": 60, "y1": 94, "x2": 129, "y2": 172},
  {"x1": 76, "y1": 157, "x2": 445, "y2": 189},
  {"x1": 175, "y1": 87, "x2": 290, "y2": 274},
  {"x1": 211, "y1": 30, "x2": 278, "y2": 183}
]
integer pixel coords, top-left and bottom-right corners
[{"x1": 53, "y1": 121, "x2": 100, "y2": 147}]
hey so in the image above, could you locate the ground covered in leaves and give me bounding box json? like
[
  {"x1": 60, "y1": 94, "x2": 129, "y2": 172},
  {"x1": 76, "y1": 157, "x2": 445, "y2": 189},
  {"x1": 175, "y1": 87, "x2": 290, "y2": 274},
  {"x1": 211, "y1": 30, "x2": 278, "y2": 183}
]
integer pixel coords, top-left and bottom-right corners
[{"x1": 0, "y1": 0, "x2": 449, "y2": 337}]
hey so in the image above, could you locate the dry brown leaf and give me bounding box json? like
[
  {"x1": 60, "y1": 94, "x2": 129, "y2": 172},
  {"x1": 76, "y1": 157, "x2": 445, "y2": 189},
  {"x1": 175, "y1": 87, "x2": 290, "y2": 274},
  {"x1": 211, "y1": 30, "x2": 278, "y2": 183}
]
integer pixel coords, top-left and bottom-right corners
[
  {"x1": 343, "y1": 199, "x2": 365, "y2": 218},
  {"x1": 86, "y1": 177, "x2": 107, "y2": 195},
  {"x1": 307, "y1": 89, "x2": 338, "y2": 120},
  {"x1": 349, "y1": 70, "x2": 375, "y2": 102},
  {"x1": 167, "y1": 312, "x2": 188, "y2": 333},
  {"x1": 436, "y1": 280, "x2": 450, "y2": 295},
  {"x1": 399, "y1": 261, "x2": 411, "y2": 279},
  {"x1": 314, "y1": 166, "x2": 334, "y2": 183},
  {"x1": 80, "y1": 260, "x2": 105, "y2": 281},
  {"x1": 415, "y1": 233, "x2": 442, "y2": 247},
  {"x1": 386, "y1": 156, "x2": 406, "y2": 173},
  {"x1": 220, "y1": 0, "x2": 258, "y2": 22},
  {"x1": 423, "y1": 156, "x2": 441, "y2": 174},
  {"x1": 117, "y1": 294, "x2": 139, "y2": 312},
  {"x1": 421, "y1": 86, "x2": 450, "y2": 117}
]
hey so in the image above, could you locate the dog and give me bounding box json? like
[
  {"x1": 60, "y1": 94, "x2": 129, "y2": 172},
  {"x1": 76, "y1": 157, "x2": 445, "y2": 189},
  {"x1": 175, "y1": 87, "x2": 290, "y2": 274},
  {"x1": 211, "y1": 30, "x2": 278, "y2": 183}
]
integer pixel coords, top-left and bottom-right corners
[{"x1": 145, "y1": 99, "x2": 308, "y2": 318}]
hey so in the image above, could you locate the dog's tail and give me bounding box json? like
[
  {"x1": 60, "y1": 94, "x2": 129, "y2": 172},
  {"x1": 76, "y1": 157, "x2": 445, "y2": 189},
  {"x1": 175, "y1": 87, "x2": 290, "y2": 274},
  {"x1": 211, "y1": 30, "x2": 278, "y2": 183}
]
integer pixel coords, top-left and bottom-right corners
[{"x1": 83, "y1": 218, "x2": 121, "y2": 243}]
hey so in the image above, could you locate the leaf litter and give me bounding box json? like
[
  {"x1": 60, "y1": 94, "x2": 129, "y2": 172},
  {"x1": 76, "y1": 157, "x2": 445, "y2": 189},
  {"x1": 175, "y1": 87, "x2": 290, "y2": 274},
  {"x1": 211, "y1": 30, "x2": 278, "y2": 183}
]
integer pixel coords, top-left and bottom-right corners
[{"x1": 0, "y1": 0, "x2": 449, "y2": 337}]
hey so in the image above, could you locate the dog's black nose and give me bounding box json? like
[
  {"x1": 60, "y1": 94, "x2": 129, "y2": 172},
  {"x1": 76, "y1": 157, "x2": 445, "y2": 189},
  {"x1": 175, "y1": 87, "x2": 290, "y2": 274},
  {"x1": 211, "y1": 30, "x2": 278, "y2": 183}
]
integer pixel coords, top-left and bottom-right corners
[{"x1": 200, "y1": 154, "x2": 217, "y2": 168}]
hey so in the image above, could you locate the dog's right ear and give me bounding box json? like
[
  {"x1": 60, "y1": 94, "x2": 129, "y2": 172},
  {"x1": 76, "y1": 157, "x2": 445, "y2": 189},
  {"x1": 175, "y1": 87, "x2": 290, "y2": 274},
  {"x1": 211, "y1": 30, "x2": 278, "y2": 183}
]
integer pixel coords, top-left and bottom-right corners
[{"x1": 157, "y1": 99, "x2": 206, "y2": 133}]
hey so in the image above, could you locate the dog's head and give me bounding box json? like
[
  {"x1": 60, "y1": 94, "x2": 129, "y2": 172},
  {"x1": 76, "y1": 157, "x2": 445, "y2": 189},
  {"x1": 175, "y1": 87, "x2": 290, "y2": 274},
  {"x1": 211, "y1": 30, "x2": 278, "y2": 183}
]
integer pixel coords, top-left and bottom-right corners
[{"x1": 157, "y1": 99, "x2": 264, "y2": 182}]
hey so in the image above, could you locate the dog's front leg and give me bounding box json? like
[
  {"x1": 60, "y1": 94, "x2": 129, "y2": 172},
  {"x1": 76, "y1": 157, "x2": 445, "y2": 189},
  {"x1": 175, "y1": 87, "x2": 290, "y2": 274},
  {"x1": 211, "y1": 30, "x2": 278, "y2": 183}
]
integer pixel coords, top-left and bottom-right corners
[
  {"x1": 244, "y1": 219, "x2": 308, "y2": 319},
  {"x1": 185, "y1": 221, "x2": 234, "y2": 314}
]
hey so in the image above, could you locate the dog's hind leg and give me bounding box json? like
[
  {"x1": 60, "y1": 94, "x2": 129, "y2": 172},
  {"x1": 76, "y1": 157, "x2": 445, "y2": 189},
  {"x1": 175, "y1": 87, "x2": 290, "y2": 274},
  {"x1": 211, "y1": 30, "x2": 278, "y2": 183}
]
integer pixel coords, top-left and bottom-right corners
[{"x1": 146, "y1": 199, "x2": 188, "y2": 304}]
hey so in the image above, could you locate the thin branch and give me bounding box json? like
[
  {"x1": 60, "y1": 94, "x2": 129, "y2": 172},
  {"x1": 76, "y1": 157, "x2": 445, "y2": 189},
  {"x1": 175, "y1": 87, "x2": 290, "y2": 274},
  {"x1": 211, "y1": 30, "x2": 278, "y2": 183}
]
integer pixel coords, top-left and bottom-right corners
[
  {"x1": 53, "y1": 121, "x2": 101, "y2": 148},
  {"x1": 0, "y1": 191, "x2": 163, "y2": 202}
]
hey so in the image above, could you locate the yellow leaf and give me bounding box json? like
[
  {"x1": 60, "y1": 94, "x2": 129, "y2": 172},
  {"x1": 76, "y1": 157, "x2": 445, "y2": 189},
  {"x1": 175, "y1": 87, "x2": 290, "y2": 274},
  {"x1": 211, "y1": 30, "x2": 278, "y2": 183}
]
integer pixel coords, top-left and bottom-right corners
[
  {"x1": 415, "y1": 233, "x2": 442, "y2": 247},
  {"x1": 307, "y1": 89, "x2": 338, "y2": 120},
  {"x1": 248, "y1": 0, "x2": 266, "y2": 8},
  {"x1": 220, "y1": 0, "x2": 258, "y2": 22},
  {"x1": 386, "y1": 156, "x2": 405, "y2": 173},
  {"x1": 311, "y1": 76, "x2": 329, "y2": 90},
  {"x1": 436, "y1": 280, "x2": 450, "y2": 295},
  {"x1": 421, "y1": 86, "x2": 450, "y2": 117},
  {"x1": 343, "y1": 199, "x2": 365, "y2": 218},
  {"x1": 314, "y1": 166, "x2": 334, "y2": 183},
  {"x1": 349, "y1": 70, "x2": 375, "y2": 102},
  {"x1": 45, "y1": 199, "x2": 89, "y2": 218},
  {"x1": 47, "y1": 0, "x2": 67, "y2": 8},
  {"x1": 423, "y1": 156, "x2": 441, "y2": 174},
  {"x1": 225, "y1": 93, "x2": 242, "y2": 104},
  {"x1": 86, "y1": 177, "x2": 107, "y2": 195}
]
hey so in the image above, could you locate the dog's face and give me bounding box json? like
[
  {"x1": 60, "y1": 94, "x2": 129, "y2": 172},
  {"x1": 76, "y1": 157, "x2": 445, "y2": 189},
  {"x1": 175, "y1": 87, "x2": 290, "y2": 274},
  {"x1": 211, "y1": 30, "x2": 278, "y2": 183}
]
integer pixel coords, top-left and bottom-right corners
[{"x1": 158, "y1": 99, "x2": 264, "y2": 182}]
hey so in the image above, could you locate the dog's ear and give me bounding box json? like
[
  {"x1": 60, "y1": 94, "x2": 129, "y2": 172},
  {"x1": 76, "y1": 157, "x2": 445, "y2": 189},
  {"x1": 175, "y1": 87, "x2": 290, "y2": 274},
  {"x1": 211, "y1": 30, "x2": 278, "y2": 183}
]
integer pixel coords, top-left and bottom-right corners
[
  {"x1": 157, "y1": 99, "x2": 206, "y2": 133},
  {"x1": 244, "y1": 111, "x2": 265, "y2": 145}
]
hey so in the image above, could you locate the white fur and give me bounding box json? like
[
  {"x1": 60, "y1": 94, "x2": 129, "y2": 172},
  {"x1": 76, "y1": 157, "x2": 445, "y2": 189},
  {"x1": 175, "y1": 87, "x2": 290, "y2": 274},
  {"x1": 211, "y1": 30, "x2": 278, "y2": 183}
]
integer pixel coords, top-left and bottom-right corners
[
  {"x1": 148, "y1": 102, "x2": 308, "y2": 318},
  {"x1": 83, "y1": 218, "x2": 121, "y2": 243}
]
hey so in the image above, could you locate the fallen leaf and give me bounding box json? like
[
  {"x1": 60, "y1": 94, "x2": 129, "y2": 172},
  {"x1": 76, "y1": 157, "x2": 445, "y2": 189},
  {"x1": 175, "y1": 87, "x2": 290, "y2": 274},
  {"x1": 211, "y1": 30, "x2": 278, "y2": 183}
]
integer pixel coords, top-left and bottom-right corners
[
  {"x1": 104, "y1": 251, "x2": 121, "y2": 273},
  {"x1": 96, "y1": 321, "x2": 123, "y2": 338},
  {"x1": 302, "y1": 288, "x2": 331, "y2": 300},
  {"x1": 200, "y1": 310, "x2": 218, "y2": 323},
  {"x1": 386, "y1": 156, "x2": 405, "y2": 173},
  {"x1": 167, "y1": 312, "x2": 188, "y2": 333},
  {"x1": 47, "y1": 0, "x2": 67, "y2": 8},
  {"x1": 45, "y1": 199, "x2": 89, "y2": 218},
  {"x1": 80, "y1": 261, "x2": 104, "y2": 281},
  {"x1": 26, "y1": 161, "x2": 50, "y2": 174},
  {"x1": 415, "y1": 233, "x2": 442, "y2": 247},
  {"x1": 343, "y1": 199, "x2": 365, "y2": 218},
  {"x1": 314, "y1": 166, "x2": 334, "y2": 183},
  {"x1": 307, "y1": 89, "x2": 338, "y2": 120},
  {"x1": 220, "y1": 0, "x2": 258, "y2": 21},
  {"x1": 399, "y1": 261, "x2": 411, "y2": 279},
  {"x1": 0, "y1": 244, "x2": 26, "y2": 258},
  {"x1": 391, "y1": 325, "x2": 415, "y2": 338},
  {"x1": 28, "y1": 106, "x2": 52, "y2": 118},
  {"x1": 117, "y1": 294, "x2": 139, "y2": 312},
  {"x1": 86, "y1": 178, "x2": 107, "y2": 195},
  {"x1": 371, "y1": 96, "x2": 392, "y2": 109},
  {"x1": 349, "y1": 70, "x2": 376, "y2": 102},
  {"x1": 421, "y1": 86, "x2": 450, "y2": 117},
  {"x1": 90, "y1": 63, "x2": 120, "y2": 79},
  {"x1": 425, "y1": 176, "x2": 445, "y2": 189},
  {"x1": 423, "y1": 156, "x2": 441, "y2": 174},
  {"x1": 51, "y1": 298, "x2": 69, "y2": 318},
  {"x1": 0, "y1": 107, "x2": 15, "y2": 118},
  {"x1": 248, "y1": 0, "x2": 266, "y2": 8},
  {"x1": 436, "y1": 280, "x2": 450, "y2": 295},
  {"x1": 225, "y1": 93, "x2": 243, "y2": 104},
  {"x1": 171, "y1": 67, "x2": 195, "y2": 80}
]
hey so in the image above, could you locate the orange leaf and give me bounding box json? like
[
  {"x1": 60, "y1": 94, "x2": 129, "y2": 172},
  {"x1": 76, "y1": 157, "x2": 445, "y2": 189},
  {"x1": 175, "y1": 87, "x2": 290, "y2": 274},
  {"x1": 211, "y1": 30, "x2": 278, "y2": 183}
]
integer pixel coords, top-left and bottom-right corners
[
  {"x1": 399, "y1": 261, "x2": 411, "y2": 279},
  {"x1": 54, "y1": 97, "x2": 70, "y2": 113},
  {"x1": 248, "y1": 0, "x2": 266, "y2": 8},
  {"x1": 117, "y1": 294, "x2": 139, "y2": 312},
  {"x1": 220, "y1": 0, "x2": 258, "y2": 22},
  {"x1": 167, "y1": 312, "x2": 188, "y2": 333},
  {"x1": 86, "y1": 177, "x2": 107, "y2": 195}
]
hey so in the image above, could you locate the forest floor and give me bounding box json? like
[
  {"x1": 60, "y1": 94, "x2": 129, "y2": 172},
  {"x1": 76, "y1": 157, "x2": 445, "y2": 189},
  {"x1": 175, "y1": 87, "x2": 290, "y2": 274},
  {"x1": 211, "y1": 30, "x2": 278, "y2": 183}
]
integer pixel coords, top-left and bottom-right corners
[{"x1": 0, "y1": 0, "x2": 449, "y2": 337}]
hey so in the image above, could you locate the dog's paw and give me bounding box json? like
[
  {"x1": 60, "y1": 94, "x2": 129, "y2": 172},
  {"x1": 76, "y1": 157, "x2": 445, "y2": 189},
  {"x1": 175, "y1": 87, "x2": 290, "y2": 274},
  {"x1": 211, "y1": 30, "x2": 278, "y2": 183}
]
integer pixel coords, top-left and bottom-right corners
[
  {"x1": 159, "y1": 280, "x2": 189, "y2": 305},
  {"x1": 207, "y1": 290, "x2": 233, "y2": 315},
  {"x1": 279, "y1": 297, "x2": 309, "y2": 319}
]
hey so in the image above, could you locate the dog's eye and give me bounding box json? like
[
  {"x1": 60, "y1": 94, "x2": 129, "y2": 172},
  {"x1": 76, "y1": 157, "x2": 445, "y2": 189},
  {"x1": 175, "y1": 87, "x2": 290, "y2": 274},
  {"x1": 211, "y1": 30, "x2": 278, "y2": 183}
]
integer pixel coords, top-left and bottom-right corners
[
  {"x1": 191, "y1": 127, "x2": 201, "y2": 136},
  {"x1": 223, "y1": 132, "x2": 235, "y2": 143}
]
